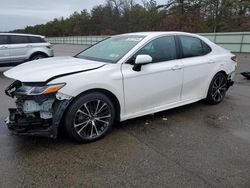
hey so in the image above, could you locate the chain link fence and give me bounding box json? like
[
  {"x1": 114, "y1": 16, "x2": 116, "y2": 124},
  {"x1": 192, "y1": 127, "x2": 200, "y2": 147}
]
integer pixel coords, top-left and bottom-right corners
[
  {"x1": 198, "y1": 32, "x2": 250, "y2": 53},
  {"x1": 46, "y1": 36, "x2": 108, "y2": 45}
]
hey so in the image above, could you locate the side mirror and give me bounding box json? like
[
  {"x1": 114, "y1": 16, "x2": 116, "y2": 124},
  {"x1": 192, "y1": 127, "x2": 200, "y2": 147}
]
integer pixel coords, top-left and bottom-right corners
[{"x1": 133, "y1": 55, "x2": 152, "y2": 71}]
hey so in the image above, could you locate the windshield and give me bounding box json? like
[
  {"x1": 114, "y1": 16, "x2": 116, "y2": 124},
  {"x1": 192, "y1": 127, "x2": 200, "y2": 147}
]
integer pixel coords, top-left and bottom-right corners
[{"x1": 76, "y1": 35, "x2": 145, "y2": 63}]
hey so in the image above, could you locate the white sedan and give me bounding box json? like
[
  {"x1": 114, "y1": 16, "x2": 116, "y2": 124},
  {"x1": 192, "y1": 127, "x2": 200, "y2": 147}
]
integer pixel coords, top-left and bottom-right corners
[{"x1": 4, "y1": 32, "x2": 237, "y2": 143}]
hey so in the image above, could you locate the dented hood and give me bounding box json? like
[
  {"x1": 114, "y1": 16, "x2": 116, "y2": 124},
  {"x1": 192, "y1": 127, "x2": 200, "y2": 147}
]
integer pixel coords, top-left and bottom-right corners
[{"x1": 4, "y1": 56, "x2": 106, "y2": 82}]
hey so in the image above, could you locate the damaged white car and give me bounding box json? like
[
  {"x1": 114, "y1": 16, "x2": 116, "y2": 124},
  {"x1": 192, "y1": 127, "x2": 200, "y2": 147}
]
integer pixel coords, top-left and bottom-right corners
[{"x1": 4, "y1": 32, "x2": 237, "y2": 143}]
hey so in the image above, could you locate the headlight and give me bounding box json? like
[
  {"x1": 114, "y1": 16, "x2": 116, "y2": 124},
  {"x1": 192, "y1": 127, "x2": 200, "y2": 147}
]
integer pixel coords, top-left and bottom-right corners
[{"x1": 15, "y1": 83, "x2": 65, "y2": 96}]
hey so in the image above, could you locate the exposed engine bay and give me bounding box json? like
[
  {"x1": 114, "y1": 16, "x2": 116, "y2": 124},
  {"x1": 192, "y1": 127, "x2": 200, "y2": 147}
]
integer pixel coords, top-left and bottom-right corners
[
  {"x1": 5, "y1": 80, "x2": 72, "y2": 138},
  {"x1": 20, "y1": 99, "x2": 55, "y2": 119}
]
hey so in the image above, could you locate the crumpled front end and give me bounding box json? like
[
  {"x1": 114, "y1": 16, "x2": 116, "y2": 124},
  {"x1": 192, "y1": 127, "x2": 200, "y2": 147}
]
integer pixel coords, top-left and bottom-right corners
[{"x1": 5, "y1": 80, "x2": 72, "y2": 138}]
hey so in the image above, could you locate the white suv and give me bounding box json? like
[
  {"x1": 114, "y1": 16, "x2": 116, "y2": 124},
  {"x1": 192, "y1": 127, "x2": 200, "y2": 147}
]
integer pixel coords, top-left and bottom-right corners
[
  {"x1": 4, "y1": 32, "x2": 237, "y2": 143},
  {"x1": 0, "y1": 33, "x2": 53, "y2": 66}
]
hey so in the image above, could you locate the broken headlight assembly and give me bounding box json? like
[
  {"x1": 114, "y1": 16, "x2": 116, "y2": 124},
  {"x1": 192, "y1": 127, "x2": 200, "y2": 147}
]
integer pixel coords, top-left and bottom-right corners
[
  {"x1": 5, "y1": 81, "x2": 65, "y2": 97},
  {"x1": 14, "y1": 83, "x2": 65, "y2": 96}
]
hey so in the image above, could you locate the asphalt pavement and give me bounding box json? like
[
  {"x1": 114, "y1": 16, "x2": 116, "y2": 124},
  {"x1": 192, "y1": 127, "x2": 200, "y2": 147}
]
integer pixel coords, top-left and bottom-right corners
[{"x1": 0, "y1": 45, "x2": 249, "y2": 188}]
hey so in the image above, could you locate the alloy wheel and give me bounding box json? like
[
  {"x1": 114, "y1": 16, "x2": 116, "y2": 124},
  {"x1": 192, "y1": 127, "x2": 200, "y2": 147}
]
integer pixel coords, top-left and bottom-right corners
[
  {"x1": 73, "y1": 100, "x2": 112, "y2": 139},
  {"x1": 211, "y1": 75, "x2": 227, "y2": 103}
]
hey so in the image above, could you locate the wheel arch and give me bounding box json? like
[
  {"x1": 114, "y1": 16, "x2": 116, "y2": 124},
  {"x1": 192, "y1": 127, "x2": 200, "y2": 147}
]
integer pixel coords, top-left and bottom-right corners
[
  {"x1": 216, "y1": 70, "x2": 227, "y2": 77},
  {"x1": 204, "y1": 70, "x2": 228, "y2": 98},
  {"x1": 71, "y1": 88, "x2": 121, "y2": 122},
  {"x1": 29, "y1": 51, "x2": 48, "y2": 60}
]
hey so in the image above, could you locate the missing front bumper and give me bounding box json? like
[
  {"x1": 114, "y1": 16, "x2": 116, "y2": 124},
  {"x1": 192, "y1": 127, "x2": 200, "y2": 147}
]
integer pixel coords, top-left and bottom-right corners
[{"x1": 5, "y1": 99, "x2": 72, "y2": 138}]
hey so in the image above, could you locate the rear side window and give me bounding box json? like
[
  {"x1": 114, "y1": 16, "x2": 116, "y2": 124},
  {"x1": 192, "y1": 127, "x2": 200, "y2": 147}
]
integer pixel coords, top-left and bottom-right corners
[
  {"x1": 0, "y1": 35, "x2": 8, "y2": 45},
  {"x1": 9, "y1": 35, "x2": 30, "y2": 44},
  {"x1": 29, "y1": 36, "x2": 45, "y2": 43},
  {"x1": 179, "y1": 36, "x2": 211, "y2": 58}
]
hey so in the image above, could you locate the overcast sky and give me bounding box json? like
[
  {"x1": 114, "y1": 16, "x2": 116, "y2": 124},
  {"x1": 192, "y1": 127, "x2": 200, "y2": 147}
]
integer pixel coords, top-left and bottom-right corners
[{"x1": 0, "y1": 0, "x2": 166, "y2": 31}]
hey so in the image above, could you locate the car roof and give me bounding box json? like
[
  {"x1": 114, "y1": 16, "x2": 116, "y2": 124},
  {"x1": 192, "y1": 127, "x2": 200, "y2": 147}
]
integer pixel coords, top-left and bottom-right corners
[
  {"x1": 117, "y1": 31, "x2": 212, "y2": 44},
  {"x1": 118, "y1": 31, "x2": 203, "y2": 38},
  {"x1": 0, "y1": 33, "x2": 45, "y2": 38}
]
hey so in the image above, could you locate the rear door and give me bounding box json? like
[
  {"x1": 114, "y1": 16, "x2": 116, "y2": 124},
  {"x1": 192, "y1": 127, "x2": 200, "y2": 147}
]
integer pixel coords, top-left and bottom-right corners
[
  {"x1": 29, "y1": 36, "x2": 47, "y2": 47},
  {"x1": 8, "y1": 35, "x2": 31, "y2": 63},
  {"x1": 0, "y1": 35, "x2": 10, "y2": 64},
  {"x1": 178, "y1": 35, "x2": 214, "y2": 100}
]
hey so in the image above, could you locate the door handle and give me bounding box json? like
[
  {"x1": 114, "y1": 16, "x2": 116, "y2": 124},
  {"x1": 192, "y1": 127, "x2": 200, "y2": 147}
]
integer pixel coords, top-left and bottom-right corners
[
  {"x1": 0, "y1": 46, "x2": 8, "y2": 49},
  {"x1": 207, "y1": 59, "x2": 215, "y2": 64},
  {"x1": 26, "y1": 45, "x2": 32, "y2": 47},
  {"x1": 171, "y1": 65, "x2": 182, "y2": 71}
]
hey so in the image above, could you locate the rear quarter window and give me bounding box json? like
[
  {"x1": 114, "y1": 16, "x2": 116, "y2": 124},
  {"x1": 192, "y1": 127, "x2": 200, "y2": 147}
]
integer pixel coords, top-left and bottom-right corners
[
  {"x1": 201, "y1": 40, "x2": 212, "y2": 54},
  {"x1": 29, "y1": 36, "x2": 46, "y2": 43}
]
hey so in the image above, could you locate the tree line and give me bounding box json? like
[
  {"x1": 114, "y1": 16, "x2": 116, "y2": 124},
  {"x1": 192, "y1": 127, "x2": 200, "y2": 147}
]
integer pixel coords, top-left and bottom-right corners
[{"x1": 12, "y1": 0, "x2": 250, "y2": 36}]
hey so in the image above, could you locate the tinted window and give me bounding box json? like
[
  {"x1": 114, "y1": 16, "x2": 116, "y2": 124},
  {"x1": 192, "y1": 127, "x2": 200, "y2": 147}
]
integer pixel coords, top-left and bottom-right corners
[
  {"x1": 10, "y1": 35, "x2": 30, "y2": 44},
  {"x1": 29, "y1": 36, "x2": 45, "y2": 43},
  {"x1": 134, "y1": 36, "x2": 177, "y2": 63},
  {"x1": 202, "y1": 40, "x2": 212, "y2": 54},
  {"x1": 0, "y1": 35, "x2": 8, "y2": 45},
  {"x1": 180, "y1": 36, "x2": 211, "y2": 58}
]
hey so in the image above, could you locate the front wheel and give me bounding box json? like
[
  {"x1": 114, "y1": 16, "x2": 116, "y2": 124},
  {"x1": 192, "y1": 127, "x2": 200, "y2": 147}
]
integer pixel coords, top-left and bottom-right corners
[
  {"x1": 206, "y1": 72, "x2": 228, "y2": 104},
  {"x1": 64, "y1": 92, "x2": 116, "y2": 143}
]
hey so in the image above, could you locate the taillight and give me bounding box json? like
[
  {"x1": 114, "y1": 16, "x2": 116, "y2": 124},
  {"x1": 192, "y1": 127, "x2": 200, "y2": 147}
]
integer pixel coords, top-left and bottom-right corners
[{"x1": 231, "y1": 55, "x2": 237, "y2": 62}]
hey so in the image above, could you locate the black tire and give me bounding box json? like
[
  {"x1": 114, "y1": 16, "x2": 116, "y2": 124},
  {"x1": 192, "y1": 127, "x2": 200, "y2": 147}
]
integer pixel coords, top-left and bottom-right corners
[
  {"x1": 206, "y1": 72, "x2": 228, "y2": 105},
  {"x1": 30, "y1": 54, "x2": 47, "y2": 61},
  {"x1": 64, "y1": 92, "x2": 116, "y2": 143}
]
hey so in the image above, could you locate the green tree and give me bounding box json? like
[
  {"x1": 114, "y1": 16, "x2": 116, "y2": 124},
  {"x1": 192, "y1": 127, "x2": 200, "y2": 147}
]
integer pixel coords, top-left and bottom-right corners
[{"x1": 11, "y1": 0, "x2": 250, "y2": 36}]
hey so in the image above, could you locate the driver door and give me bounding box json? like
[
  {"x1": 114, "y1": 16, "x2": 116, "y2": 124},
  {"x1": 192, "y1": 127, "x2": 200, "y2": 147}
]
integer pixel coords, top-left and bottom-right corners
[{"x1": 122, "y1": 36, "x2": 183, "y2": 118}]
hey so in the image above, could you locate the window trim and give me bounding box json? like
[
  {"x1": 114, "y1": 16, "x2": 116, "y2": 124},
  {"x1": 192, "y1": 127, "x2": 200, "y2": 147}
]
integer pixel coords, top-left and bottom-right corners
[
  {"x1": 126, "y1": 35, "x2": 179, "y2": 64},
  {"x1": 177, "y1": 35, "x2": 212, "y2": 59}
]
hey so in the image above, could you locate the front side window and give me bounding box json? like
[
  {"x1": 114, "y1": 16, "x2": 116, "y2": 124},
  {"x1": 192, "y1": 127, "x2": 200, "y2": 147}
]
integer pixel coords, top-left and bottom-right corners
[
  {"x1": 0, "y1": 35, "x2": 8, "y2": 45},
  {"x1": 76, "y1": 35, "x2": 145, "y2": 63},
  {"x1": 179, "y1": 36, "x2": 211, "y2": 58},
  {"x1": 10, "y1": 35, "x2": 29, "y2": 44},
  {"x1": 134, "y1": 36, "x2": 177, "y2": 63}
]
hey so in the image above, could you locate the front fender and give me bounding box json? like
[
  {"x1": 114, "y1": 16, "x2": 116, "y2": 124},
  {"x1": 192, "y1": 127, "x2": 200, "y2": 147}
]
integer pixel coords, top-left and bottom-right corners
[{"x1": 48, "y1": 64, "x2": 125, "y2": 118}]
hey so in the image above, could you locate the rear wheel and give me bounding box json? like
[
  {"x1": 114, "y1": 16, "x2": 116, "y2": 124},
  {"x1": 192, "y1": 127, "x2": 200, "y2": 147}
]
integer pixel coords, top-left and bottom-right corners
[
  {"x1": 30, "y1": 54, "x2": 47, "y2": 61},
  {"x1": 206, "y1": 72, "x2": 228, "y2": 104},
  {"x1": 64, "y1": 92, "x2": 116, "y2": 143}
]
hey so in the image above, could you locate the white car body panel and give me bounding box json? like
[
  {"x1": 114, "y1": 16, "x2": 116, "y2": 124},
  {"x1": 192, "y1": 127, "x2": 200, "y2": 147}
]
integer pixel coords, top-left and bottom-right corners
[
  {"x1": 121, "y1": 59, "x2": 183, "y2": 118},
  {"x1": 49, "y1": 64, "x2": 126, "y2": 118},
  {"x1": 0, "y1": 46, "x2": 10, "y2": 63},
  {"x1": 4, "y1": 32, "x2": 237, "y2": 122},
  {"x1": 8, "y1": 42, "x2": 53, "y2": 63},
  {"x1": 4, "y1": 56, "x2": 106, "y2": 82},
  {"x1": 181, "y1": 55, "x2": 216, "y2": 100}
]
